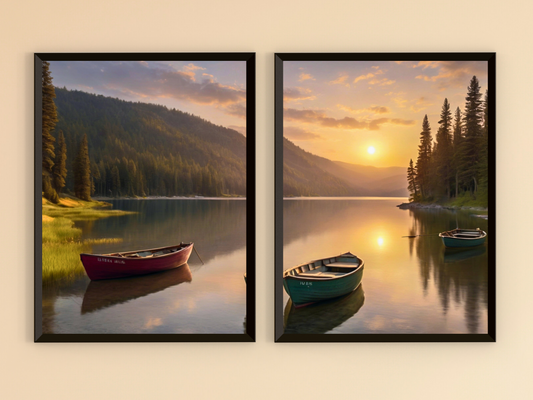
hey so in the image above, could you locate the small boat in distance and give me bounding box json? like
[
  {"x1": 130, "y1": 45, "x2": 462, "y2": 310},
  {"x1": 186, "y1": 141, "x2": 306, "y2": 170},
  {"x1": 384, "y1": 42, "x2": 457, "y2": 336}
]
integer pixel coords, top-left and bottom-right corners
[
  {"x1": 283, "y1": 252, "x2": 364, "y2": 308},
  {"x1": 80, "y1": 243, "x2": 194, "y2": 280},
  {"x1": 439, "y1": 228, "x2": 487, "y2": 248}
]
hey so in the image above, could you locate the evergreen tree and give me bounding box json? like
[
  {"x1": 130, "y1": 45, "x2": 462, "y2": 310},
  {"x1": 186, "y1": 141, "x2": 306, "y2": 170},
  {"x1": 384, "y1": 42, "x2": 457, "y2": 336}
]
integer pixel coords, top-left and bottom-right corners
[
  {"x1": 451, "y1": 107, "x2": 463, "y2": 198},
  {"x1": 73, "y1": 134, "x2": 92, "y2": 200},
  {"x1": 42, "y1": 61, "x2": 58, "y2": 201},
  {"x1": 458, "y1": 76, "x2": 484, "y2": 194},
  {"x1": 111, "y1": 165, "x2": 121, "y2": 197},
  {"x1": 52, "y1": 130, "x2": 67, "y2": 194},
  {"x1": 415, "y1": 115, "x2": 432, "y2": 199},
  {"x1": 434, "y1": 99, "x2": 453, "y2": 198},
  {"x1": 407, "y1": 159, "x2": 419, "y2": 202}
]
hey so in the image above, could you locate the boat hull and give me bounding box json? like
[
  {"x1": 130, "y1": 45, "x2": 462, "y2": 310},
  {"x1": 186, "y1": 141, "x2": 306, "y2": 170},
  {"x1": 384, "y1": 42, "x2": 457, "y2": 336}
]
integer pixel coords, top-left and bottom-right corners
[
  {"x1": 80, "y1": 244, "x2": 193, "y2": 280},
  {"x1": 283, "y1": 265, "x2": 364, "y2": 307},
  {"x1": 441, "y1": 236, "x2": 486, "y2": 248}
]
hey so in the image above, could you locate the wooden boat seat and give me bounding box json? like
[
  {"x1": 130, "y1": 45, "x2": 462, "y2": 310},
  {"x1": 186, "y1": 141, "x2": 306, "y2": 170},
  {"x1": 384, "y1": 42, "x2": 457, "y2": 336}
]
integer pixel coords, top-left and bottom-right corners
[
  {"x1": 298, "y1": 273, "x2": 338, "y2": 279},
  {"x1": 325, "y1": 262, "x2": 358, "y2": 269}
]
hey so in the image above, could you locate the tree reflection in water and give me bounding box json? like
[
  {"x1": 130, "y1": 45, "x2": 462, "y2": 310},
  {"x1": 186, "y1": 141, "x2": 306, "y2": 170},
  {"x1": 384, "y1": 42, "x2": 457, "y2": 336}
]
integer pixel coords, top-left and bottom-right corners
[{"x1": 408, "y1": 208, "x2": 488, "y2": 333}]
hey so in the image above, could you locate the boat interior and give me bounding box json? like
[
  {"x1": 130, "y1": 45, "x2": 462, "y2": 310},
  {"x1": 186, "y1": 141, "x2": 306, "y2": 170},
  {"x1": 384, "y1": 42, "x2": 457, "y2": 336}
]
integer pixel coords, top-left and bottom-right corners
[
  {"x1": 441, "y1": 229, "x2": 486, "y2": 239},
  {"x1": 108, "y1": 244, "x2": 187, "y2": 258},
  {"x1": 285, "y1": 256, "x2": 361, "y2": 279}
]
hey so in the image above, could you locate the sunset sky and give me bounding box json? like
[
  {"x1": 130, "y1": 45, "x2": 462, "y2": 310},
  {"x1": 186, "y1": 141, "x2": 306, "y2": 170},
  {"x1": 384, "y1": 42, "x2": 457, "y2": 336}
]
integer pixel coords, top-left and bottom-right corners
[
  {"x1": 49, "y1": 60, "x2": 247, "y2": 136},
  {"x1": 284, "y1": 61, "x2": 488, "y2": 168}
]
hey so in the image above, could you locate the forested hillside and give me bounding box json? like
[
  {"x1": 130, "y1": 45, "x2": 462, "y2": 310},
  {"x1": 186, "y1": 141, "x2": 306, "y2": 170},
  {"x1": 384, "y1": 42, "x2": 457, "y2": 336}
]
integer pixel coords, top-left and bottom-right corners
[
  {"x1": 53, "y1": 88, "x2": 247, "y2": 197},
  {"x1": 283, "y1": 138, "x2": 408, "y2": 197}
]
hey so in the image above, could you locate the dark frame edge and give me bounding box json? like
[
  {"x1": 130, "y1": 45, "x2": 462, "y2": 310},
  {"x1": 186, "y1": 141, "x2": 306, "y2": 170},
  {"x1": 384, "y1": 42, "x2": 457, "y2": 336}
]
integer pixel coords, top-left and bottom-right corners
[
  {"x1": 274, "y1": 55, "x2": 285, "y2": 342},
  {"x1": 245, "y1": 52, "x2": 256, "y2": 342},
  {"x1": 34, "y1": 54, "x2": 43, "y2": 342}
]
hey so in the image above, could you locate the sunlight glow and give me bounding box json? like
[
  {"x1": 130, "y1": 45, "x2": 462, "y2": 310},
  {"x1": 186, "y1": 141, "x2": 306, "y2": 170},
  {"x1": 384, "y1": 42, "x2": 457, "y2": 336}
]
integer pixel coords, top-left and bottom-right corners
[
  {"x1": 377, "y1": 237, "x2": 384, "y2": 246},
  {"x1": 367, "y1": 146, "x2": 376, "y2": 155}
]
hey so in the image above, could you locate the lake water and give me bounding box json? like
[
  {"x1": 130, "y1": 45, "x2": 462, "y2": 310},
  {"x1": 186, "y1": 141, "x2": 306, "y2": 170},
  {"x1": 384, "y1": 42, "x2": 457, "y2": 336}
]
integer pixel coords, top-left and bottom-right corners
[
  {"x1": 283, "y1": 198, "x2": 489, "y2": 334},
  {"x1": 42, "y1": 199, "x2": 247, "y2": 334}
]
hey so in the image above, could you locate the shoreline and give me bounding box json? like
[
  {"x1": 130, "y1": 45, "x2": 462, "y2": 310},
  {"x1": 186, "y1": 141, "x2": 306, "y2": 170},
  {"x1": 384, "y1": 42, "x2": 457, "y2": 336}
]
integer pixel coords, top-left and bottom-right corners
[
  {"x1": 92, "y1": 196, "x2": 246, "y2": 201},
  {"x1": 397, "y1": 202, "x2": 488, "y2": 219}
]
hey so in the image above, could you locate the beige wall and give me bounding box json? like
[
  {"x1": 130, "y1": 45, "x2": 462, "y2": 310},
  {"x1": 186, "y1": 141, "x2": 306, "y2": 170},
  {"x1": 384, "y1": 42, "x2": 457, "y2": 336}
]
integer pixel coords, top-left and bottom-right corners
[{"x1": 2, "y1": 0, "x2": 532, "y2": 398}]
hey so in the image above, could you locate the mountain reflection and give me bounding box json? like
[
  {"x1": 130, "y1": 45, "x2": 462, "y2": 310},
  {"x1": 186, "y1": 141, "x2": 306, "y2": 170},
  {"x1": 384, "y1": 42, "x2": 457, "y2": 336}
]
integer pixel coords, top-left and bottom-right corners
[{"x1": 408, "y1": 209, "x2": 489, "y2": 333}]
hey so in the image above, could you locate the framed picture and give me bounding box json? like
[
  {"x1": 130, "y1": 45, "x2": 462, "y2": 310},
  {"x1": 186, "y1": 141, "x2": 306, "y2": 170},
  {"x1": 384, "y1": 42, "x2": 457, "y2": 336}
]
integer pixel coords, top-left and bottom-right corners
[
  {"x1": 35, "y1": 53, "x2": 255, "y2": 342},
  {"x1": 275, "y1": 53, "x2": 495, "y2": 342}
]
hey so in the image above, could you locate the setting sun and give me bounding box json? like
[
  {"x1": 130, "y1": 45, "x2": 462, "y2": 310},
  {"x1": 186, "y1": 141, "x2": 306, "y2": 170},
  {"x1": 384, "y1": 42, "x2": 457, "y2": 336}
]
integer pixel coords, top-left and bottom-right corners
[{"x1": 367, "y1": 146, "x2": 376, "y2": 155}]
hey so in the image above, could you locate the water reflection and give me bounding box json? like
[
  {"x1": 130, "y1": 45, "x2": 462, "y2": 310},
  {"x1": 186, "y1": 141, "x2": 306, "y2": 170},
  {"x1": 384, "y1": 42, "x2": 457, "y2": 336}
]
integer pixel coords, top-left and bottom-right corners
[
  {"x1": 283, "y1": 199, "x2": 489, "y2": 334},
  {"x1": 81, "y1": 264, "x2": 192, "y2": 314},
  {"x1": 284, "y1": 286, "x2": 365, "y2": 334},
  {"x1": 43, "y1": 200, "x2": 247, "y2": 334},
  {"x1": 408, "y1": 209, "x2": 488, "y2": 333}
]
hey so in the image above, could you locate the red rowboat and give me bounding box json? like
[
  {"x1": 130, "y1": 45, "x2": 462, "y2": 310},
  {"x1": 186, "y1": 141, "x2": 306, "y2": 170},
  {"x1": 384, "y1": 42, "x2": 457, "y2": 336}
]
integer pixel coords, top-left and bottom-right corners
[{"x1": 80, "y1": 243, "x2": 194, "y2": 280}]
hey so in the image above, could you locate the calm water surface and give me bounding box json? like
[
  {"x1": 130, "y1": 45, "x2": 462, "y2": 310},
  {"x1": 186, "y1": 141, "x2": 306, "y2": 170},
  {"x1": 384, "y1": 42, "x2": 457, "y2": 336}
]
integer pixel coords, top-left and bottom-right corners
[
  {"x1": 43, "y1": 199, "x2": 247, "y2": 334},
  {"x1": 283, "y1": 198, "x2": 489, "y2": 334}
]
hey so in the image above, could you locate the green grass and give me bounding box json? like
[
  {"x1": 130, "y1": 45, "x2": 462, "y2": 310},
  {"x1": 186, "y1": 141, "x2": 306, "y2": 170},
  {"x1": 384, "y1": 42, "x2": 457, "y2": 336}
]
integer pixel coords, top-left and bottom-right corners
[
  {"x1": 41, "y1": 196, "x2": 131, "y2": 285},
  {"x1": 42, "y1": 218, "x2": 87, "y2": 284},
  {"x1": 43, "y1": 205, "x2": 133, "y2": 221},
  {"x1": 446, "y1": 192, "x2": 488, "y2": 209}
]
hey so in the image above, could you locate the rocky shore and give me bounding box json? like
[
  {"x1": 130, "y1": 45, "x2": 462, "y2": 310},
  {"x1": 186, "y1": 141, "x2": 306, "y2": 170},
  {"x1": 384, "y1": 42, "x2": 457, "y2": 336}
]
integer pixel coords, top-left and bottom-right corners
[{"x1": 397, "y1": 202, "x2": 488, "y2": 219}]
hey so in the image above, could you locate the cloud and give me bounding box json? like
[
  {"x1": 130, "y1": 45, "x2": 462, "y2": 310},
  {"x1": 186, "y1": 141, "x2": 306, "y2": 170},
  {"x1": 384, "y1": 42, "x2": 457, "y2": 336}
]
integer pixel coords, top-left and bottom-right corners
[
  {"x1": 353, "y1": 72, "x2": 375, "y2": 84},
  {"x1": 410, "y1": 97, "x2": 434, "y2": 112},
  {"x1": 337, "y1": 104, "x2": 390, "y2": 115},
  {"x1": 413, "y1": 61, "x2": 488, "y2": 90},
  {"x1": 369, "y1": 78, "x2": 395, "y2": 86},
  {"x1": 353, "y1": 69, "x2": 387, "y2": 85},
  {"x1": 284, "y1": 126, "x2": 322, "y2": 141},
  {"x1": 228, "y1": 125, "x2": 246, "y2": 136},
  {"x1": 49, "y1": 60, "x2": 246, "y2": 108},
  {"x1": 298, "y1": 72, "x2": 315, "y2": 82},
  {"x1": 392, "y1": 97, "x2": 408, "y2": 107},
  {"x1": 223, "y1": 103, "x2": 246, "y2": 119},
  {"x1": 183, "y1": 63, "x2": 206, "y2": 71},
  {"x1": 284, "y1": 108, "x2": 414, "y2": 130},
  {"x1": 283, "y1": 87, "x2": 316, "y2": 102},
  {"x1": 329, "y1": 75, "x2": 350, "y2": 87}
]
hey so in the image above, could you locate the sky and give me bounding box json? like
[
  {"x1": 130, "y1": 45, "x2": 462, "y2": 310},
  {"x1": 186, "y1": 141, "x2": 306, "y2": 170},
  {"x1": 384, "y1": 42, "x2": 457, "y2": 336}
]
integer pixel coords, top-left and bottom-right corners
[
  {"x1": 49, "y1": 60, "x2": 247, "y2": 136},
  {"x1": 284, "y1": 60, "x2": 488, "y2": 168}
]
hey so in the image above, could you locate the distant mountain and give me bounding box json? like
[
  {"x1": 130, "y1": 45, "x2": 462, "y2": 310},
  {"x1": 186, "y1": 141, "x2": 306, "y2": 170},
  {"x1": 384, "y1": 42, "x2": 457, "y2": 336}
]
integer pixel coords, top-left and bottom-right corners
[
  {"x1": 283, "y1": 138, "x2": 408, "y2": 197},
  {"x1": 53, "y1": 88, "x2": 246, "y2": 197}
]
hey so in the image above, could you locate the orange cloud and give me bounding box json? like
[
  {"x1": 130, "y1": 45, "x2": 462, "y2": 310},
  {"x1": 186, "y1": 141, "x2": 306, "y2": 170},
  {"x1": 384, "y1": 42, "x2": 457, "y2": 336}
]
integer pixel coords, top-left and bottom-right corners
[
  {"x1": 337, "y1": 104, "x2": 390, "y2": 115},
  {"x1": 284, "y1": 108, "x2": 414, "y2": 130},
  {"x1": 414, "y1": 61, "x2": 487, "y2": 90},
  {"x1": 298, "y1": 73, "x2": 315, "y2": 82},
  {"x1": 329, "y1": 75, "x2": 350, "y2": 87},
  {"x1": 284, "y1": 87, "x2": 316, "y2": 102}
]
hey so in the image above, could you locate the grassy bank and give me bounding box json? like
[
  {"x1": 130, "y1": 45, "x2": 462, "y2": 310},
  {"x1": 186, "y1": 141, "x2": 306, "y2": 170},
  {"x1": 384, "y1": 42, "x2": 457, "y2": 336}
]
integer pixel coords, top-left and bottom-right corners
[
  {"x1": 41, "y1": 195, "x2": 133, "y2": 285},
  {"x1": 444, "y1": 192, "x2": 488, "y2": 209}
]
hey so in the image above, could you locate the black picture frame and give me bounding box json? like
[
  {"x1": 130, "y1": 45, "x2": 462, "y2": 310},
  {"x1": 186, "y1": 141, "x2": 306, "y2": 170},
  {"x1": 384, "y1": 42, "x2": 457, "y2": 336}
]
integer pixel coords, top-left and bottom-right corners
[
  {"x1": 35, "y1": 53, "x2": 256, "y2": 342},
  {"x1": 275, "y1": 53, "x2": 496, "y2": 342}
]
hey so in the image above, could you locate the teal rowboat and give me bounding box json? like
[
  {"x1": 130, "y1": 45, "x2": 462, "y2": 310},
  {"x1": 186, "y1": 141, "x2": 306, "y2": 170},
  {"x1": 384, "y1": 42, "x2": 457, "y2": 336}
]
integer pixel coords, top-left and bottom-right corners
[
  {"x1": 283, "y1": 252, "x2": 364, "y2": 308},
  {"x1": 439, "y1": 228, "x2": 487, "y2": 248}
]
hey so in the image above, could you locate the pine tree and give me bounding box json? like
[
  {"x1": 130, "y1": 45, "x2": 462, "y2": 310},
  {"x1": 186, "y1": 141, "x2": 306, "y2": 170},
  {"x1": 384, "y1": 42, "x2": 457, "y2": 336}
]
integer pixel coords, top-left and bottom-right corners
[
  {"x1": 407, "y1": 159, "x2": 419, "y2": 202},
  {"x1": 111, "y1": 165, "x2": 121, "y2": 197},
  {"x1": 42, "y1": 61, "x2": 58, "y2": 201},
  {"x1": 459, "y1": 76, "x2": 484, "y2": 194},
  {"x1": 415, "y1": 115, "x2": 432, "y2": 199},
  {"x1": 434, "y1": 99, "x2": 453, "y2": 198},
  {"x1": 451, "y1": 107, "x2": 463, "y2": 198},
  {"x1": 73, "y1": 134, "x2": 92, "y2": 201},
  {"x1": 52, "y1": 130, "x2": 67, "y2": 194}
]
